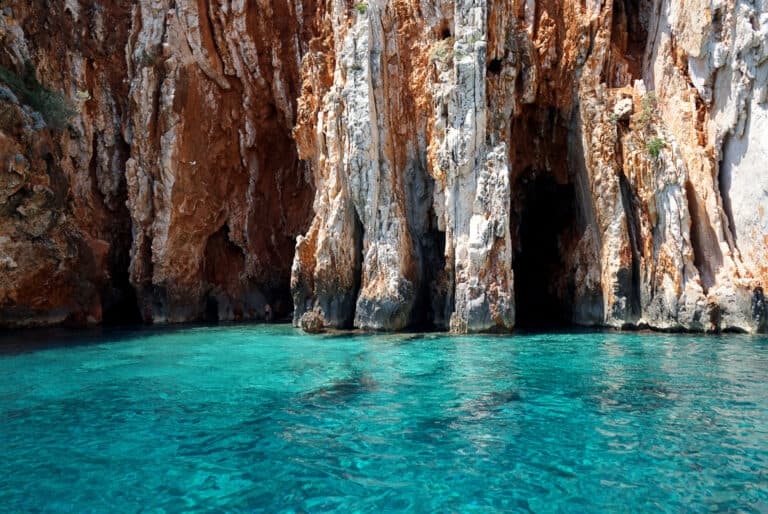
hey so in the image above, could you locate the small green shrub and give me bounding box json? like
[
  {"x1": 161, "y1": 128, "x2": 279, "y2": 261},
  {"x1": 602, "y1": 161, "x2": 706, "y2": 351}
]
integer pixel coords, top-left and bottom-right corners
[
  {"x1": 0, "y1": 61, "x2": 77, "y2": 130},
  {"x1": 354, "y1": 2, "x2": 367, "y2": 13},
  {"x1": 646, "y1": 136, "x2": 665, "y2": 159},
  {"x1": 642, "y1": 91, "x2": 657, "y2": 108}
]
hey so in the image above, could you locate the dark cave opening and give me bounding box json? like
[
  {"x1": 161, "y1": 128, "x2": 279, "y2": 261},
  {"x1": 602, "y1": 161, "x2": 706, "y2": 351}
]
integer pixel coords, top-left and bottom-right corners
[
  {"x1": 202, "y1": 224, "x2": 244, "y2": 322},
  {"x1": 101, "y1": 132, "x2": 143, "y2": 326},
  {"x1": 204, "y1": 296, "x2": 220, "y2": 322},
  {"x1": 513, "y1": 174, "x2": 577, "y2": 328},
  {"x1": 413, "y1": 219, "x2": 448, "y2": 331},
  {"x1": 608, "y1": 0, "x2": 649, "y2": 86},
  {"x1": 436, "y1": 20, "x2": 453, "y2": 40},
  {"x1": 102, "y1": 269, "x2": 142, "y2": 325},
  {"x1": 617, "y1": 171, "x2": 643, "y2": 319},
  {"x1": 487, "y1": 59, "x2": 502, "y2": 75}
]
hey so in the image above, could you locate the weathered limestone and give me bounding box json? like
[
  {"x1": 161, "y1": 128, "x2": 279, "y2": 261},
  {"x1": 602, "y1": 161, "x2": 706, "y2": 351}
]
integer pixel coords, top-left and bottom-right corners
[
  {"x1": 293, "y1": 0, "x2": 766, "y2": 333},
  {"x1": 300, "y1": 310, "x2": 325, "y2": 333},
  {"x1": 433, "y1": 0, "x2": 516, "y2": 332},
  {"x1": 1, "y1": 0, "x2": 766, "y2": 333},
  {"x1": 294, "y1": 0, "x2": 516, "y2": 332},
  {"x1": 292, "y1": 0, "x2": 438, "y2": 330},
  {"x1": 0, "y1": 2, "x2": 134, "y2": 326},
  {"x1": 642, "y1": 0, "x2": 768, "y2": 331},
  {"x1": 124, "y1": 0, "x2": 314, "y2": 323},
  {"x1": 0, "y1": 0, "x2": 313, "y2": 326}
]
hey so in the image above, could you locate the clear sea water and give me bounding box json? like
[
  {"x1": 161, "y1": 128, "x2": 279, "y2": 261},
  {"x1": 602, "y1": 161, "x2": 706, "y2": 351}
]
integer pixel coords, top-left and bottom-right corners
[{"x1": 1, "y1": 325, "x2": 767, "y2": 513}]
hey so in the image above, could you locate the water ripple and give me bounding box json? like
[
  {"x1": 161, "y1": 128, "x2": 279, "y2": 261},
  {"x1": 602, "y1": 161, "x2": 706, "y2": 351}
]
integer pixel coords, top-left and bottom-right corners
[{"x1": 0, "y1": 326, "x2": 767, "y2": 512}]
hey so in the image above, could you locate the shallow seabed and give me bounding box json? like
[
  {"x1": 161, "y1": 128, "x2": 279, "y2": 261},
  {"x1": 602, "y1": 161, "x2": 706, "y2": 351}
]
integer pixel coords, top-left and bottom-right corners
[{"x1": 1, "y1": 325, "x2": 767, "y2": 512}]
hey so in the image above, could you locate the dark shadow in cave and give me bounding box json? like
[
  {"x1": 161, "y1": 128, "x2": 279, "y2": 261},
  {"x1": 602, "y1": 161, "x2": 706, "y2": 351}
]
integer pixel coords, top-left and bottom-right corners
[
  {"x1": 102, "y1": 269, "x2": 142, "y2": 325},
  {"x1": 202, "y1": 224, "x2": 243, "y2": 323},
  {"x1": 101, "y1": 133, "x2": 143, "y2": 325},
  {"x1": 411, "y1": 212, "x2": 447, "y2": 331},
  {"x1": 609, "y1": 0, "x2": 649, "y2": 86},
  {"x1": 513, "y1": 174, "x2": 577, "y2": 328},
  {"x1": 618, "y1": 172, "x2": 643, "y2": 319},
  {"x1": 204, "y1": 296, "x2": 220, "y2": 323}
]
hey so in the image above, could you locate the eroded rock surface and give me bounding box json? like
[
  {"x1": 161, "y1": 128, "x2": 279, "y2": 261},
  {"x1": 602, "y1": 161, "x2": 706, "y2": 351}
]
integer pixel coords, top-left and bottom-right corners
[
  {"x1": 1, "y1": 0, "x2": 766, "y2": 333},
  {"x1": 1, "y1": 1, "x2": 314, "y2": 326},
  {"x1": 291, "y1": 0, "x2": 767, "y2": 333},
  {"x1": 300, "y1": 310, "x2": 325, "y2": 333}
]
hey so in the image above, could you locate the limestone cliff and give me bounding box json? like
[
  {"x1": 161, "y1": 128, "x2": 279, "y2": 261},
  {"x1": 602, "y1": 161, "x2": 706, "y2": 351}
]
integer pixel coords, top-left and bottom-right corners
[
  {"x1": 1, "y1": 0, "x2": 766, "y2": 333},
  {"x1": 1, "y1": 0, "x2": 314, "y2": 325}
]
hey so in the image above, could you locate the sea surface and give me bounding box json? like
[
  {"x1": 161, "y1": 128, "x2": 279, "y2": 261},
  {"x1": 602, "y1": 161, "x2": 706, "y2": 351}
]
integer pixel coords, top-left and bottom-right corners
[{"x1": 1, "y1": 325, "x2": 767, "y2": 512}]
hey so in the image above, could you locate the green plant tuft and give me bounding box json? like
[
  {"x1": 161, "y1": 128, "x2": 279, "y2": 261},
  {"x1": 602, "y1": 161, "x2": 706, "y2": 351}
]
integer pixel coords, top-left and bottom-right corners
[
  {"x1": 0, "y1": 61, "x2": 77, "y2": 130},
  {"x1": 139, "y1": 49, "x2": 159, "y2": 67},
  {"x1": 646, "y1": 136, "x2": 665, "y2": 159},
  {"x1": 354, "y1": 2, "x2": 367, "y2": 13}
]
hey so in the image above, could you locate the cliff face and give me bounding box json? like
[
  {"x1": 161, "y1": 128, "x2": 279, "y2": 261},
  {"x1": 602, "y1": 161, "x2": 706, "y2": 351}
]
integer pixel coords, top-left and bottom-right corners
[
  {"x1": 1, "y1": 0, "x2": 766, "y2": 333},
  {"x1": 1, "y1": 0, "x2": 314, "y2": 325}
]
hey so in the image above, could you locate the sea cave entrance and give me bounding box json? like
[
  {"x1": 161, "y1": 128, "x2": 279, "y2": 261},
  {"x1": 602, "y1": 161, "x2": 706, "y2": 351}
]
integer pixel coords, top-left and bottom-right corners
[{"x1": 512, "y1": 173, "x2": 577, "y2": 329}]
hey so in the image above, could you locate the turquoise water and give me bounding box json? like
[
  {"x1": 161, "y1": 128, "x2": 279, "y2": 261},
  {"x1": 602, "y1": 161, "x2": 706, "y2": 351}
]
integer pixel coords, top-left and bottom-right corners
[{"x1": 1, "y1": 326, "x2": 767, "y2": 512}]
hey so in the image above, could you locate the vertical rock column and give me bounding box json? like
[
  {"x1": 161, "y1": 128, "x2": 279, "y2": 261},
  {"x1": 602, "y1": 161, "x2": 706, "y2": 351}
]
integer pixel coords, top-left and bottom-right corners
[
  {"x1": 430, "y1": 0, "x2": 515, "y2": 332},
  {"x1": 292, "y1": 1, "x2": 432, "y2": 330},
  {"x1": 344, "y1": 8, "x2": 420, "y2": 330},
  {"x1": 291, "y1": 0, "x2": 368, "y2": 328},
  {"x1": 573, "y1": 0, "x2": 708, "y2": 331}
]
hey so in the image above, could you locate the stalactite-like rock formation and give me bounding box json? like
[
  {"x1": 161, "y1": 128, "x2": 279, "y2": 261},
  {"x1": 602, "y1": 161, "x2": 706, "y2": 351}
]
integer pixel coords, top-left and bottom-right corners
[{"x1": 1, "y1": 0, "x2": 766, "y2": 333}]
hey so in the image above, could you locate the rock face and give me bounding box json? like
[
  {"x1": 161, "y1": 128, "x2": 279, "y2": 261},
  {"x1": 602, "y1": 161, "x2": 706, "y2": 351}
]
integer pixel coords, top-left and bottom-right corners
[
  {"x1": 1, "y1": 0, "x2": 766, "y2": 333},
  {"x1": 0, "y1": 0, "x2": 314, "y2": 326}
]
